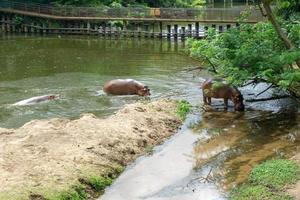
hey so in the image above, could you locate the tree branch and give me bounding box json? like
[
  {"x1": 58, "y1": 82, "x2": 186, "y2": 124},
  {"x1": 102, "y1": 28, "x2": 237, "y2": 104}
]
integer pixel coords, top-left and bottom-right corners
[
  {"x1": 204, "y1": 56, "x2": 218, "y2": 73},
  {"x1": 261, "y1": 0, "x2": 300, "y2": 68},
  {"x1": 246, "y1": 95, "x2": 290, "y2": 102},
  {"x1": 255, "y1": 84, "x2": 274, "y2": 97}
]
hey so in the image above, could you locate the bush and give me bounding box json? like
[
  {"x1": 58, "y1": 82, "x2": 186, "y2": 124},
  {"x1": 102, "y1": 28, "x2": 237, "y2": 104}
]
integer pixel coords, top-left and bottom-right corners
[{"x1": 176, "y1": 100, "x2": 191, "y2": 120}]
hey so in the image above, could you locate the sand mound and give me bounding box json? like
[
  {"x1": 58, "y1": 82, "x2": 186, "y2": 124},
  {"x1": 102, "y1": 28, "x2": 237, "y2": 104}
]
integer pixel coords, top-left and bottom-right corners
[{"x1": 0, "y1": 100, "x2": 181, "y2": 200}]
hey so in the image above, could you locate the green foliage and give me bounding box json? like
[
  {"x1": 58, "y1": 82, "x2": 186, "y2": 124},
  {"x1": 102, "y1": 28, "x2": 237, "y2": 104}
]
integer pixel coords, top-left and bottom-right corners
[
  {"x1": 13, "y1": 16, "x2": 24, "y2": 28},
  {"x1": 86, "y1": 176, "x2": 113, "y2": 191},
  {"x1": 230, "y1": 185, "x2": 292, "y2": 200},
  {"x1": 249, "y1": 159, "x2": 299, "y2": 189},
  {"x1": 230, "y1": 185, "x2": 273, "y2": 200},
  {"x1": 57, "y1": 185, "x2": 87, "y2": 200},
  {"x1": 176, "y1": 100, "x2": 191, "y2": 120},
  {"x1": 187, "y1": 21, "x2": 300, "y2": 93}
]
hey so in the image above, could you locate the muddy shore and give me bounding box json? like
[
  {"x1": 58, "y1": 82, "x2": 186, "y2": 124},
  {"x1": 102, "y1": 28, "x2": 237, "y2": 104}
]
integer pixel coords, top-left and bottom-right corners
[{"x1": 0, "y1": 100, "x2": 181, "y2": 200}]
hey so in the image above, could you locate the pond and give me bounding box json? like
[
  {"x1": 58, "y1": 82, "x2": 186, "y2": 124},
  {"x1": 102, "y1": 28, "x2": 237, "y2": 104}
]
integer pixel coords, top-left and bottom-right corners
[{"x1": 0, "y1": 34, "x2": 205, "y2": 128}]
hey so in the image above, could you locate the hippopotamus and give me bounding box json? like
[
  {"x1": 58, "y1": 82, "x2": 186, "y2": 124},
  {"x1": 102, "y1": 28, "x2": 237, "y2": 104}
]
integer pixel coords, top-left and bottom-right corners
[
  {"x1": 12, "y1": 94, "x2": 59, "y2": 106},
  {"x1": 202, "y1": 79, "x2": 245, "y2": 111},
  {"x1": 103, "y1": 79, "x2": 150, "y2": 96}
]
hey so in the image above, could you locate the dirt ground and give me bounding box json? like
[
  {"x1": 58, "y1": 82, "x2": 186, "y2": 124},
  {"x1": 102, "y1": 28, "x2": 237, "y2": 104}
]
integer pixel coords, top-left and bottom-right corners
[
  {"x1": 288, "y1": 154, "x2": 300, "y2": 200},
  {"x1": 0, "y1": 100, "x2": 181, "y2": 200}
]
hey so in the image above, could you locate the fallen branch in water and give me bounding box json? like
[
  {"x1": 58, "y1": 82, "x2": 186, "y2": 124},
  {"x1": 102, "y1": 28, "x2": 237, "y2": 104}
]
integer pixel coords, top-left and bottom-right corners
[
  {"x1": 189, "y1": 167, "x2": 214, "y2": 184},
  {"x1": 246, "y1": 95, "x2": 290, "y2": 102}
]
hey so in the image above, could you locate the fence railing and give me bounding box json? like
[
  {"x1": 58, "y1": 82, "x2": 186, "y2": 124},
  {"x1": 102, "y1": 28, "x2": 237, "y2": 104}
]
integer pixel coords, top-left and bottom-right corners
[{"x1": 0, "y1": 0, "x2": 264, "y2": 21}]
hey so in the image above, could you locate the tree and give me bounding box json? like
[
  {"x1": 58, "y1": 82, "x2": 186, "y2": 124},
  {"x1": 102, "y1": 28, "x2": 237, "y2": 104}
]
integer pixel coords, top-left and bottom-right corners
[
  {"x1": 187, "y1": 2, "x2": 300, "y2": 97},
  {"x1": 261, "y1": 0, "x2": 300, "y2": 68}
]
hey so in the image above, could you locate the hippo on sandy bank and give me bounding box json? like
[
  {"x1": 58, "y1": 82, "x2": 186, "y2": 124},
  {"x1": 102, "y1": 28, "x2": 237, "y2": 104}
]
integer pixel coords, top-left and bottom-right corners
[
  {"x1": 103, "y1": 79, "x2": 150, "y2": 96},
  {"x1": 202, "y1": 79, "x2": 245, "y2": 111},
  {"x1": 12, "y1": 94, "x2": 59, "y2": 106}
]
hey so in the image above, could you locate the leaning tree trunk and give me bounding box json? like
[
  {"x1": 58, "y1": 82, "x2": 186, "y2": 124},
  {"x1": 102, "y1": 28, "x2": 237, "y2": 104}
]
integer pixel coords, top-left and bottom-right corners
[{"x1": 261, "y1": 0, "x2": 300, "y2": 68}]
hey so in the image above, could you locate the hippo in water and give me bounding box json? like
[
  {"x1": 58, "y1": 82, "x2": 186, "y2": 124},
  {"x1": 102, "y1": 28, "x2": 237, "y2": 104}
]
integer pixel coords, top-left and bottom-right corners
[
  {"x1": 103, "y1": 79, "x2": 150, "y2": 96},
  {"x1": 12, "y1": 94, "x2": 59, "y2": 106},
  {"x1": 202, "y1": 79, "x2": 245, "y2": 111}
]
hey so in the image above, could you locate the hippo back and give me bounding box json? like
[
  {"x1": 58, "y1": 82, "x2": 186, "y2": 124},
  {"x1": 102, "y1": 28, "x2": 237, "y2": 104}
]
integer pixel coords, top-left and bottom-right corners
[{"x1": 103, "y1": 79, "x2": 144, "y2": 95}]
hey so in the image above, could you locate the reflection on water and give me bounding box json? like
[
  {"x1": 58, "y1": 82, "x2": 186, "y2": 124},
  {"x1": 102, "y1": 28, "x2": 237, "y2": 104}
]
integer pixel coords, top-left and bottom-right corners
[{"x1": 193, "y1": 105, "x2": 300, "y2": 190}]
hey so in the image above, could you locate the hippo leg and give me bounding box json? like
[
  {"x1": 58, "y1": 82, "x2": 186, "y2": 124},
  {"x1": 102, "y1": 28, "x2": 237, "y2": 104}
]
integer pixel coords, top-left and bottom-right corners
[
  {"x1": 224, "y1": 98, "x2": 228, "y2": 110},
  {"x1": 203, "y1": 95, "x2": 208, "y2": 104},
  {"x1": 208, "y1": 97, "x2": 212, "y2": 105}
]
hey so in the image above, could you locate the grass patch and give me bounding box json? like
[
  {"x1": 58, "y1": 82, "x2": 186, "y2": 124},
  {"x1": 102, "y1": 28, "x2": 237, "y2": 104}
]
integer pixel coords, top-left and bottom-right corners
[
  {"x1": 229, "y1": 159, "x2": 299, "y2": 200},
  {"x1": 56, "y1": 185, "x2": 87, "y2": 200},
  {"x1": 230, "y1": 185, "x2": 272, "y2": 200},
  {"x1": 230, "y1": 185, "x2": 293, "y2": 200},
  {"x1": 249, "y1": 159, "x2": 299, "y2": 189},
  {"x1": 86, "y1": 176, "x2": 113, "y2": 191},
  {"x1": 176, "y1": 100, "x2": 191, "y2": 120},
  {"x1": 43, "y1": 165, "x2": 125, "y2": 200}
]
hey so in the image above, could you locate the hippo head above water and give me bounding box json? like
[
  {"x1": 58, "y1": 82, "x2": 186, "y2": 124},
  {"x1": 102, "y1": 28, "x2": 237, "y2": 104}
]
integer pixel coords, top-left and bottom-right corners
[{"x1": 137, "y1": 86, "x2": 151, "y2": 96}]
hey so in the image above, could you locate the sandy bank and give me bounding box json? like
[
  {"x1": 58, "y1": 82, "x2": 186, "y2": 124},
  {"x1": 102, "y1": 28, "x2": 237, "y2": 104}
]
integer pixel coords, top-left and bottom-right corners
[{"x1": 0, "y1": 100, "x2": 181, "y2": 200}]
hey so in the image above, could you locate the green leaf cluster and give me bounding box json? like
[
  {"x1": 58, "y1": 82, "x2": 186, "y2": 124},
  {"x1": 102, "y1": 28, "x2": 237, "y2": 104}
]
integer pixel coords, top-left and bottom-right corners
[
  {"x1": 176, "y1": 100, "x2": 191, "y2": 120},
  {"x1": 187, "y1": 21, "x2": 300, "y2": 92}
]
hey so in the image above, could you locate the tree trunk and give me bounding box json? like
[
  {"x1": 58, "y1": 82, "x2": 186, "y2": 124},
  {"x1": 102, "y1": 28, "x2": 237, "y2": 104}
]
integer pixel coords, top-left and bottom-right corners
[
  {"x1": 262, "y1": 0, "x2": 293, "y2": 49},
  {"x1": 261, "y1": 0, "x2": 300, "y2": 68}
]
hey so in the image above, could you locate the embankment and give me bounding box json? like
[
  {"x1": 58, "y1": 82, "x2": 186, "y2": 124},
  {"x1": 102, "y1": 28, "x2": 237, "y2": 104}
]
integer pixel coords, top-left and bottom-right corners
[{"x1": 0, "y1": 100, "x2": 181, "y2": 200}]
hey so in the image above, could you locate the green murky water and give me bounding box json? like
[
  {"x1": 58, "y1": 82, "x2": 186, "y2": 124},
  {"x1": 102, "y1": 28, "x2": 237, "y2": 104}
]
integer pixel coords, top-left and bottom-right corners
[{"x1": 0, "y1": 34, "x2": 204, "y2": 128}]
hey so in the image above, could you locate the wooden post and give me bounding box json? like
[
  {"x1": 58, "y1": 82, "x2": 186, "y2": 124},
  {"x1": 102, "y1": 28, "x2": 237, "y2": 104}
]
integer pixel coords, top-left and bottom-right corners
[
  {"x1": 144, "y1": 24, "x2": 149, "y2": 38},
  {"x1": 159, "y1": 21, "x2": 163, "y2": 38},
  {"x1": 151, "y1": 22, "x2": 155, "y2": 38},
  {"x1": 180, "y1": 26, "x2": 186, "y2": 40},
  {"x1": 195, "y1": 22, "x2": 199, "y2": 38},
  {"x1": 104, "y1": 23, "x2": 107, "y2": 37},
  {"x1": 43, "y1": 23, "x2": 46, "y2": 34},
  {"x1": 204, "y1": 26, "x2": 209, "y2": 36},
  {"x1": 12, "y1": 15, "x2": 16, "y2": 33},
  {"x1": 1, "y1": 15, "x2": 5, "y2": 32},
  {"x1": 87, "y1": 21, "x2": 90, "y2": 34},
  {"x1": 30, "y1": 22, "x2": 34, "y2": 33},
  {"x1": 174, "y1": 24, "x2": 178, "y2": 39},
  {"x1": 137, "y1": 23, "x2": 141, "y2": 38},
  {"x1": 188, "y1": 24, "x2": 192, "y2": 37},
  {"x1": 24, "y1": 25, "x2": 28, "y2": 33},
  {"x1": 167, "y1": 25, "x2": 171, "y2": 38},
  {"x1": 8, "y1": 15, "x2": 12, "y2": 33}
]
